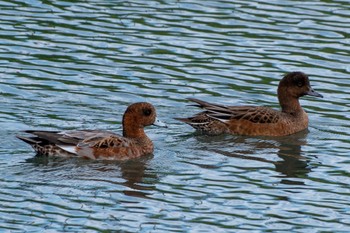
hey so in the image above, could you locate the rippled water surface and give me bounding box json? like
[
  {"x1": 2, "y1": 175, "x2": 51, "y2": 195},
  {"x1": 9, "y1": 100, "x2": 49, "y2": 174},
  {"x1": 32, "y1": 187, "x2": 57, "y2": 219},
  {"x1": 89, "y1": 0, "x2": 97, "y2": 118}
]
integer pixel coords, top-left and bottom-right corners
[{"x1": 1, "y1": 0, "x2": 350, "y2": 232}]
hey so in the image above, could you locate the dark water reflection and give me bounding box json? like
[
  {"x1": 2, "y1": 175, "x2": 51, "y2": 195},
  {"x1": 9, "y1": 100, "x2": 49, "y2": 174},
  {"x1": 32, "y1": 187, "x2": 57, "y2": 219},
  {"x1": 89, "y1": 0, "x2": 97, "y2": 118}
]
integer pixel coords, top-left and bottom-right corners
[
  {"x1": 275, "y1": 136, "x2": 311, "y2": 184},
  {"x1": 198, "y1": 130, "x2": 311, "y2": 184},
  {"x1": 1, "y1": 0, "x2": 350, "y2": 232},
  {"x1": 25, "y1": 154, "x2": 157, "y2": 199}
]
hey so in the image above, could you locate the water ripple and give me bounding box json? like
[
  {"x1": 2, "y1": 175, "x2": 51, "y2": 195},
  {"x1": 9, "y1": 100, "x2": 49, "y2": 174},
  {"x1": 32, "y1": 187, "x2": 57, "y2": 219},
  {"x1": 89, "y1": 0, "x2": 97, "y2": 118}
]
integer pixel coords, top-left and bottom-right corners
[{"x1": 1, "y1": 0, "x2": 350, "y2": 232}]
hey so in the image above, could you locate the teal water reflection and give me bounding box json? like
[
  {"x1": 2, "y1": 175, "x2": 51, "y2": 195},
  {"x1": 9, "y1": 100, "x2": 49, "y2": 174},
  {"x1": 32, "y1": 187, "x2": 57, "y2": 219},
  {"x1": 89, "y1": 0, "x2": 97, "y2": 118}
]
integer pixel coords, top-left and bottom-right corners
[{"x1": 1, "y1": 0, "x2": 350, "y2": 232}]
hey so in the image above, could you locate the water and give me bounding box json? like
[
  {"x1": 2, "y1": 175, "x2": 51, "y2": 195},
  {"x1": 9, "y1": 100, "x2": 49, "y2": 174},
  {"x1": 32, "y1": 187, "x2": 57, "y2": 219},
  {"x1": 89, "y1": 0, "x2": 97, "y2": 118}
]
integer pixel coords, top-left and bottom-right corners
[{"x1": 1, "y1": 0, "x2": 350, "y2": 232}]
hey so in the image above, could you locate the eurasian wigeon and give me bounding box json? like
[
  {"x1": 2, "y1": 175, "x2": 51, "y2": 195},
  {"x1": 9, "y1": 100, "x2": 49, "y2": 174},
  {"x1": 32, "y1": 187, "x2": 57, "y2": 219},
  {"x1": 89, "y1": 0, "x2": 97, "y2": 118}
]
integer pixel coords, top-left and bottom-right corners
[
  {"x1": 17, "y1": 102, "x2": 166, "y2": 160},
  {"x1": 176, "y1": 72, "x2": 323, "y2": 136}
]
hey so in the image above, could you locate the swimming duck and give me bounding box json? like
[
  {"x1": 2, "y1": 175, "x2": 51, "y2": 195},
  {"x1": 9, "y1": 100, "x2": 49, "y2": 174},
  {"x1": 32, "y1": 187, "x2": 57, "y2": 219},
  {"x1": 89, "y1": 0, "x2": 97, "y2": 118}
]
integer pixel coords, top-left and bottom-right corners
[
  {"x1": 176, "y1": 72, "x2": 323, "y2": 136},
  {"x1": 17, "y1": 102, "x2": 166, "y2": 159}
]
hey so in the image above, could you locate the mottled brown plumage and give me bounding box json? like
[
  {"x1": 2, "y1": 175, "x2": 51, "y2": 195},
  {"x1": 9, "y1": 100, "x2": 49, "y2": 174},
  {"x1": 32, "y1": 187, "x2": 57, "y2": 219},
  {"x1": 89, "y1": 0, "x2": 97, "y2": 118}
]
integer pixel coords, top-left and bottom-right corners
[
  {"x1": 176, "y1": 72, "x2": 323, "y2": 136},
  {"x1": 17, "y1": 102, "x2": 166, "y2": 160}
]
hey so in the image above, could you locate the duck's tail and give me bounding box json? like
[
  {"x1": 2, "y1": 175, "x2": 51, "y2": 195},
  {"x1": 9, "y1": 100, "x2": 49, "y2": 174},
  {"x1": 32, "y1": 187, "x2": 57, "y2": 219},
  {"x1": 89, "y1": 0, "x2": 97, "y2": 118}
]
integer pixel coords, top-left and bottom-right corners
[
  {"x1": 16, "y1": 134, "x2": 76, "y2": 157},
  {"x1": 16, "y1": 135, "x2": 42, "y2": 145}
]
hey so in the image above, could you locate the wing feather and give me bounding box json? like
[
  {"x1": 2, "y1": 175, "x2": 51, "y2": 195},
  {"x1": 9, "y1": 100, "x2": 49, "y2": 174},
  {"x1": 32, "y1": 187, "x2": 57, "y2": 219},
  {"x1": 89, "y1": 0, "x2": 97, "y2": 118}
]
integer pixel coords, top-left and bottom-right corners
[
  {"x1": 77, "y1": 135, "x2": 131, "y2": 149},
  {"x1": 187, "y1": 98, "x2": 280, "y2": 124}
]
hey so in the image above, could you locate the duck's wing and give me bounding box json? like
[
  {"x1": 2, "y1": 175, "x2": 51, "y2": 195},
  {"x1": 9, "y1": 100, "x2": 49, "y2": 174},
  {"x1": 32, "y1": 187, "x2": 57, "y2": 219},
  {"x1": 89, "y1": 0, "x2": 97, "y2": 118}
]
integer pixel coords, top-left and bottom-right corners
[
  {"x1": 18, "y1": 130, "x2": 118, "y2": 155},
  {"x1": 77, "y1": 134, "x2": 131, "y2": 148},
  {"x1": 60, "y1": 130, "x2": 117, "y2": 143},
  {"x1": 23, "y1": 130, "x2": 74, "y2": 145},
  {"x1": 185, "y1": 98, "x2": 281, "y2": 124},
  {"x1": 76, "y1": 134, "x2": 134, "y2": 159},
  {"x1": 21, "y1": 130, "x2": 116, "y2": 144}
]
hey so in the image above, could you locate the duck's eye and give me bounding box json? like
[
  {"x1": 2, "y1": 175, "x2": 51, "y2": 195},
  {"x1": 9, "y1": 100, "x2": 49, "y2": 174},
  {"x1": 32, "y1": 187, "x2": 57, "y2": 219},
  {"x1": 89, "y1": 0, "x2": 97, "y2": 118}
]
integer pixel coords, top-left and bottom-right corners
[
  {"x1": 296, "y1": 81, "x2": 303, "y2": 87},
  {"x1": 143, "y1": 108, "x2": 152, "y2": 116}
]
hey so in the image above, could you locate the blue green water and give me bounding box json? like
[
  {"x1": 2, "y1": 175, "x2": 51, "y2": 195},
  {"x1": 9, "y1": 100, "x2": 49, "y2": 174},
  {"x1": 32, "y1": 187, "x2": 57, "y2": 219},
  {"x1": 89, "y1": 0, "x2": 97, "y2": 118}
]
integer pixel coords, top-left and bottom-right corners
[{"x1": 1, "y1": 0, "x2": 350, "y2": 232}]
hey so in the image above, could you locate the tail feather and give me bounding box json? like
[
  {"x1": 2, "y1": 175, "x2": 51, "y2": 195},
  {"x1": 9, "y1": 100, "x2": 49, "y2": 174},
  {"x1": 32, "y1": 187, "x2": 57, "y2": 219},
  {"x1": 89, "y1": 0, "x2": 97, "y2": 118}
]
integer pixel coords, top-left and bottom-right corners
[
  {"x1": 175, "y1": 98, "x2": 231, "y2": 124},
  {"x1": 187, "y1": 98, "x2": 227, "y2": 109},
  {"x1": 16, "y1": 133, "x2": 76, "y2": 157},
  {"x1": 16, "y1": 135, "x2": 42, "y2": 145},
  {"x1": 174, "y1": 117, "x2": 192, "y2": 123},
  {"x1": 22, "y1": 130, "x2": 63, "y2": 144}
]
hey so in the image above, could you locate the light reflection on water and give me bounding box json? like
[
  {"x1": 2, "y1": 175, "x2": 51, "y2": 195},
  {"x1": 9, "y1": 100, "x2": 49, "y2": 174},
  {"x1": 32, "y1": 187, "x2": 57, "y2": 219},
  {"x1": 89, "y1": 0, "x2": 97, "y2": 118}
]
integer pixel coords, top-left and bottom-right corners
[{"x1": 1, "y1": 0, "x2": 350, "y2": 232}]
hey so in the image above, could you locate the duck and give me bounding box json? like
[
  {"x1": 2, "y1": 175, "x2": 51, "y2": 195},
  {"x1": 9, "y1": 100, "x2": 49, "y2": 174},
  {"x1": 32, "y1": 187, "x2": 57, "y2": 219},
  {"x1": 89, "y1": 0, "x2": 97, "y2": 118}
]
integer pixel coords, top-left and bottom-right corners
[
  {"x1": 17, "y1": 102, "x2": 166, "y2": 160},
  {"x1": 176, "y1": 72, "x2": 323, "y2": 136}
]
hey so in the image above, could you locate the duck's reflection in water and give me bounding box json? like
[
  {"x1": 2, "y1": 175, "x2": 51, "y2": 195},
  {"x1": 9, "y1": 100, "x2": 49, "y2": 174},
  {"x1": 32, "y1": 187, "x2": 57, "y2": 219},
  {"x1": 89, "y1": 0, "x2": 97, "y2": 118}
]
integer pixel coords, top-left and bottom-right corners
[
  {"x1": 118, "y1": 155, "x2": 157, "y2": 198},
  {"x1": 205, "y1": 130, "x2": 311, "y2": 185},
  {"x1": 274, "y1": 134, "x2": 311, "y2": 185},
  {"x1": 24, "y1": 154, "x2": 157, "y2": 198}
]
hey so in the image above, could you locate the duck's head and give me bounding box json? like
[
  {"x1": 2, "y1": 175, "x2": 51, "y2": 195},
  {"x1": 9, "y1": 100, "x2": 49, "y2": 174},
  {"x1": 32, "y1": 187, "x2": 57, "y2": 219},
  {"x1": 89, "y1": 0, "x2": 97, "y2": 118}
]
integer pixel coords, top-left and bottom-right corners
[
  {"x1": 278, "y1": 72, "x2": 323, "y2": 99},
  {"x1": 123, "y1": 102, "x2": 166, "y2": 130}
]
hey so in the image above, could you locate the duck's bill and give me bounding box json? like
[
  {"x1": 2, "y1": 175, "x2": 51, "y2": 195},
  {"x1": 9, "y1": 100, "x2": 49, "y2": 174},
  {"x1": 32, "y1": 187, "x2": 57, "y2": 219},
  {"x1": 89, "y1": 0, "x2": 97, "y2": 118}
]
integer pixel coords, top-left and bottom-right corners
[
  {"x1": 306, "y1": 88, "x2": 323, "y2": 98},
  {"x1": 153, "y1": 118, "x2": 168, "y2": 128}
]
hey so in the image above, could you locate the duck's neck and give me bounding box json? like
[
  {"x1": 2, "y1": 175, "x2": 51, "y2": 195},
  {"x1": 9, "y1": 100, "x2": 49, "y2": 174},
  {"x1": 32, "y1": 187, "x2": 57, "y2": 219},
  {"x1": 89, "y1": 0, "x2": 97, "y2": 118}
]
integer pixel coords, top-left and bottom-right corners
[
  {"x1": 122, "y1": 116, "x2": 148, "y2": 139},
  {"x1": 123, "y1": 126, "x2": 146, "y2": 138},
  {"x1": 278, "y1": 93, "x2": 303, "y2": 115}
]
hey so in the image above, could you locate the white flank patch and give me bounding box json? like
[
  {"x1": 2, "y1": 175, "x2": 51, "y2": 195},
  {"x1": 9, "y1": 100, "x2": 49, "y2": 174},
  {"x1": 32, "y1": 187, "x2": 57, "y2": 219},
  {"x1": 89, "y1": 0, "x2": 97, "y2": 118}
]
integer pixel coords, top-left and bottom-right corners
[
  {"x1": 207, "y1": 115, "x2": 230, "y2": 123},
  {"x1": 58, "y1": 145, "x2": 77, "y2": 155}
]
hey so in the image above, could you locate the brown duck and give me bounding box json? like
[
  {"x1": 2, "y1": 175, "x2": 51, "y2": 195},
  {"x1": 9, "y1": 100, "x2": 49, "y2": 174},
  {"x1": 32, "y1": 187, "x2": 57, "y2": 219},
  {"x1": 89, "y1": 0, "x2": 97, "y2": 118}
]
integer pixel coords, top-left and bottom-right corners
[
  {"x1": 17, "y1": 102, "x2": 166, "y2": 160},
  {"x1": 176, "y1": 72, "x2": 323, "y2": 136}
]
